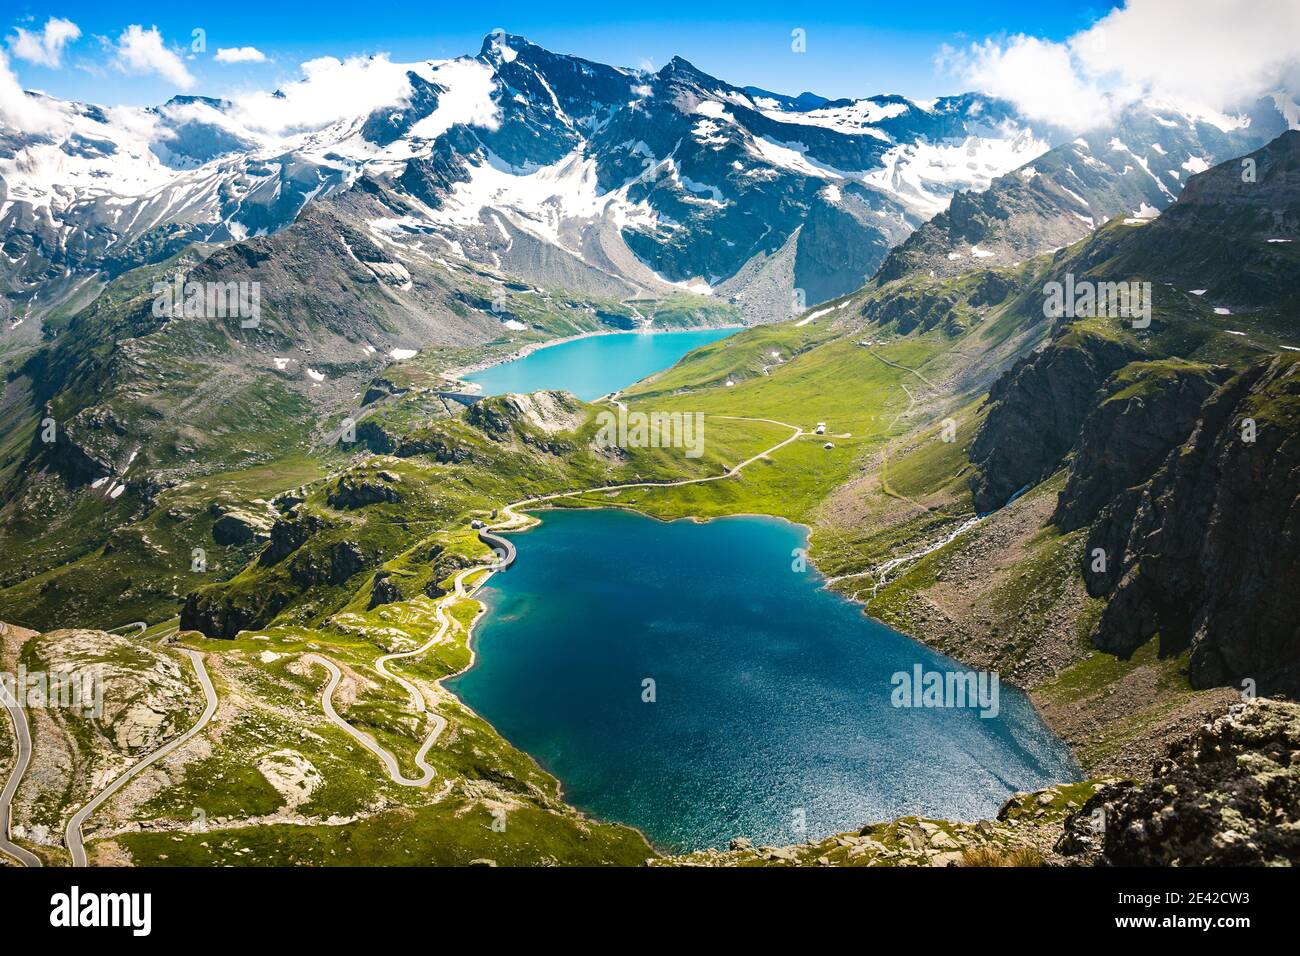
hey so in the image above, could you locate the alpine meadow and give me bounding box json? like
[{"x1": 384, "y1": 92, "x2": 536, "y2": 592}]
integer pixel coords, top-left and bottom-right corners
[{"x1": 1, "y1": 0, "x2": 1298, "y2": 937}]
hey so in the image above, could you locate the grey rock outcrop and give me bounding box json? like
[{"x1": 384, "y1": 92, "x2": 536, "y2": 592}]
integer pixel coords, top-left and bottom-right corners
[
  {"x1": 210, "y1": 504, "x2": 275, "y2": 545},
  {"x1": 326, "y1": 474, "x2": 402, "y2": 510},
  {"x1": 1059, "y1": 698, "x2": 1300, "y2": 865},
  {"x1": 1085, "y1": 356, "x2": 1300, "y2": 691},
  {"x1": 968, "y1": 329, "x2": 1142, "y2": 513}
]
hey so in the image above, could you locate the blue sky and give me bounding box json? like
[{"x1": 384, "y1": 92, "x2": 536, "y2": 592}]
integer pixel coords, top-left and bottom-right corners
[{"x1": 4, "y1": 0, "x2": 1121, "y2": 107}]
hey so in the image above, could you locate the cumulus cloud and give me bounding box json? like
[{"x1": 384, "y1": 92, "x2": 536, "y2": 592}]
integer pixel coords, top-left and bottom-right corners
[
  {"x1": 215, "y1": 46, "x2": 267, "y2": 64},
  {"x1": 113, "y1": 24, "x2": 194, "y2": 89},
  {"x1": 228, "y1": 53, "x2": 414, "y2": 135},
  {"x1": 941, "y1": 35, "x2": 1106, "y2": 131},
  {"x1": 7, "y1": 16, "x2": 81, "y2": 68},
  {"x1": 0, "y1": 49, "x2": 65, "y2": 131},
  {"x1": 941, "y1": 0, "x2": 1300, "y2": 131}
]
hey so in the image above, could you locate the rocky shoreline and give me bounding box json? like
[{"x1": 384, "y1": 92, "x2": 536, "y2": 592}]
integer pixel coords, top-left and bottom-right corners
[{"x1": 659, "y1": 698, "x2": 1298, "y2": 866}]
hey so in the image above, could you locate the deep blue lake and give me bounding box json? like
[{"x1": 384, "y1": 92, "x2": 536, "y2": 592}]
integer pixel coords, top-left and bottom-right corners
[
  {"x1": 463, "y1": 328, "x2": 736, "y2": 401},
  {"x1": 448, "y1": 508, "x2": 1079, "y2": 852}
]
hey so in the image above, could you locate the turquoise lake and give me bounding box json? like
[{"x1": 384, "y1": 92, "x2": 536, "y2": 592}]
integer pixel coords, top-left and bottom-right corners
[
  {"x1": 463, "y1": 328, "x2": 736, "y2": 400},
  {"x1": 448, "y1": 508, "x2": 1079, "y2": 852}
]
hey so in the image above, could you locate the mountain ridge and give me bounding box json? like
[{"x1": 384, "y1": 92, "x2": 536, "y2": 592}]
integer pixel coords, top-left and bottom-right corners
[{"x1": 0, "y1": 32, "x2": 1073, "y2": 348}]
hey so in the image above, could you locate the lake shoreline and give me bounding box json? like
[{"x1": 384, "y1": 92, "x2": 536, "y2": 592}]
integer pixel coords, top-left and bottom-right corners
[
  {"x1": 441, "y1": 553, "x2": 666, "y2": 857},
  {"x1": 453, "y1": 506, "x2": 1081, "y2": 852},
  {"x1": 433, "y1": 328, "x2": 1081, "y2": 853},
  {"x1": 446, "y1": 324, "x2": 745, "y2": 392}
]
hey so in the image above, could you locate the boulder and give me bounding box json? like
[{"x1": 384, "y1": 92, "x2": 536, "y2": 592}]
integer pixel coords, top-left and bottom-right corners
[
  {"x1": 1059, "y1": 698, "x2": 1300, "y2": 865},
  {"x1": 211, "y1": 506, "x2": 274, "y2": 545},
  {"x1": 327, "y1": 474, "x2": 402, "y2": 510}
]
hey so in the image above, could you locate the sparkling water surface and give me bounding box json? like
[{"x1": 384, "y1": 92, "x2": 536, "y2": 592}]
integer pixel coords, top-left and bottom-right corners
[{"x1": 449, "y1": 509, "x2": 1079, "y2": 852}]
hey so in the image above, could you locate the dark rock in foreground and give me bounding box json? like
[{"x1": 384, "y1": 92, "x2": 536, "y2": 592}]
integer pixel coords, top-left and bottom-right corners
[{"x1": 1059, "y1": 698, "x2": 1300, "y2": 866}]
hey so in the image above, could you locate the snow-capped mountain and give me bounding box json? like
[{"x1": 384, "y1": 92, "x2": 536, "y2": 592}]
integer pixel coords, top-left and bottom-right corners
[
  {"x1": 877, "y1": 95, "x2": 1294, "y2": 283},
  {"x1": 0, "y1": 91, "x2": 352, "y2": 348},
  {"x1": 0, "y1": 32, "x2": 1058, "y2": 340},
  {"x1": 1, "y1": 31, "x2": 1293, "y2": 344}
]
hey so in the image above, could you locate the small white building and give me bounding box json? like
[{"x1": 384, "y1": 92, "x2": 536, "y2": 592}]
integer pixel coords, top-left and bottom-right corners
[
  {"x1": 823, "y1": 442, "x2": 835, "y2": 450},
  {"x1": 815, "y1": 422, "x2": 827, "y2": 435}
]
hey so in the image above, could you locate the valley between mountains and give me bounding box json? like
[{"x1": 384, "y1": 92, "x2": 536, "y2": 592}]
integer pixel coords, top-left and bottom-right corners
[{"x1": 1, "y1": 33, "x2": 1299, "y2": 868}]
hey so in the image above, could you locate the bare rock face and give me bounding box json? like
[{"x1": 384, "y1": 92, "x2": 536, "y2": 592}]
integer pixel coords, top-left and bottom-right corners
[
  {"x1": 38, "y1": 406, "x2": 123, "y2": 488},
  {"x1": 1086, "y1": 355, "x2": 1300, "y2": 692},
  {"x1": 179, "y1": 586, "x2": 291, "y2": 640},
  {"x1": 36, "y1": 628, "x2": 199, "y2": 755},
  {"x1": 367, "y1": 571, "x2": 403, "y2": 609},
  {"x1": 210, "y1": 504, "x2": 275, "y2": 545},
  {"x1": 326, "y1": 474, "x2": 402, "y2": 510},
  {"x1": 464, "y1": 390, "x2": 583, "y2": 455},
  {"x1": 792, "y1": 201, "x2": 895, "y2": 306},
  {"x1": 968, "y1": 329, "x2": 1142, "y2": 514},
  {"x1": 1059, "y1": 698, "x2": 1300, "y2": 866},
  {"x1": 467, "y1": 390, "x2": 584, "y2": 437},
  {"x1": 256, "y1": 749, "x2": 323, "y2": 810},
  {"x1": 287, "y1": 540, "x2": 369, "y2": 590},
  {"x1": 261, "y1": 512, "x2": 325, "y2": 565},
  {"x1": 394, "y1": 431, "x2": 475, "y2": 463},
  {"x1": 1052, "y1": 361, "x2": 1229, "y2": 532}
]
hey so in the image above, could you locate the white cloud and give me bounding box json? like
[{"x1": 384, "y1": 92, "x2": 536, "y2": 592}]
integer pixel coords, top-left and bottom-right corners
[
  {"x1": 0, "y1": 49, "x2": 65, "y2": 131},
  {"x1": 943, "y1": 35, "x2": 1108, "y2": 132},
  {"x1": 215, "y1": 46, "x2": 267, "y2": 64},
  {"x1": 940, "y1": 0, "x2": 1300, "y2": 131},
  {"x1": 228, "y1": 53, "x2": 415, "y2": 135},
  {"x1": 113, "y1": 24, "x2": 195, "y2": 89},
  {"x1": 7, "y1": 16, "x2": 81, "y2": 69}
]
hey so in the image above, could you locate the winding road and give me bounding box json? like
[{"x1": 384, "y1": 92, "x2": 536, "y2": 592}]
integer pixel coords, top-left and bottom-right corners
[
  {"x1": 7, "y1": 412, "x2": 810, "y2": 865},
  {"x1": 309, "y1": 655, "x2": 441, "y2": 787},
  {"x1": 65, "y1": 649, "x2": 218, "y2": 867},
  {"x1": 0, "y1": 675, "x2": 42, "y2": 867},
  {"x1": 108, "y1": 621, "x2": 148, "y2": 638},
  {"x1": 307, "y1": 414, "x2": 805, "y2": 789},
  {"x1": 12, "y1": 412, "x2": 811, "y2": 865},
  {"x1": 505, "y1": 415, "x2": 804, "y2": 512}
]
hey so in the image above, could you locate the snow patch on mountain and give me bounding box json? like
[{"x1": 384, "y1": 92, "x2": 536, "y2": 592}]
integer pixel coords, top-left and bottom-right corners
[
  {"x1": 754, "y1": 99, "x2": 900, "y2": 138},
  {"x1": 747, "y1": 135, "x2": 846, "y2": 180},
  {"x1": 863, "y1": 128, "x2": 1050, "y2": 217}
]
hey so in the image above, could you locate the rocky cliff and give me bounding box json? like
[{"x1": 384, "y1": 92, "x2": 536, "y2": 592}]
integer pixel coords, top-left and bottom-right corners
[
  {"x1": 1058, "y1": 697, "x2": 1300, "y2": 865},
  {"x1": 1052, "y1": 360, "x2": 1229, "y2": 532},
  {"x1": 1085, "y1": 355, "x2": 1300, "y2": 693},
  {"x1": 968, "y1": 327, "x2": 1143, "y2": 513}
]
